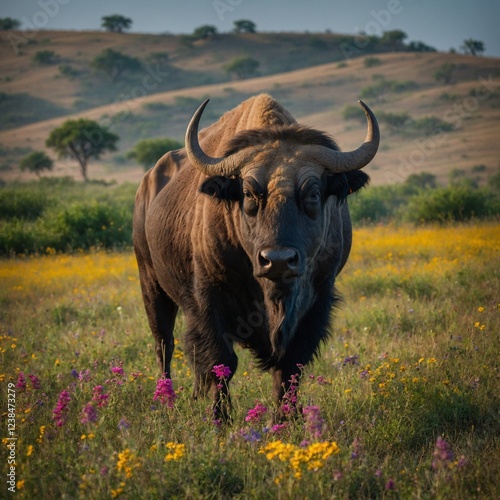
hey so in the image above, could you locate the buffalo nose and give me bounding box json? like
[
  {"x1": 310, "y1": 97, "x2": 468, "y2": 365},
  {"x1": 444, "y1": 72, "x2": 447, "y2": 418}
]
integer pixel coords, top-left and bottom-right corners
[{"x1": 257, "y1": 247, "x2": 300, "y2": 279}]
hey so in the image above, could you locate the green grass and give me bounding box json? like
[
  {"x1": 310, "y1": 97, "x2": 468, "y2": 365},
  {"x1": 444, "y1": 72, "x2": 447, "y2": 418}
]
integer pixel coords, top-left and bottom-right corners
[{"x1": 1, "y1": 223, "x2": 499, "y2": 498}]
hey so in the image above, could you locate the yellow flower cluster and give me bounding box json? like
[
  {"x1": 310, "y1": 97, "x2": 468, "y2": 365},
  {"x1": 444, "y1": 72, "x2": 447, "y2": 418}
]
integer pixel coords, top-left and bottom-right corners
[
  {"x1": 164, "y1": 442, "x2": 185, "y2": 462},
  {"x1": 116, "y1": 448, "x2": 140, "y2": 479},
  {"x1": 260, "y1": 440, "x2": 340, "y2": 479}
]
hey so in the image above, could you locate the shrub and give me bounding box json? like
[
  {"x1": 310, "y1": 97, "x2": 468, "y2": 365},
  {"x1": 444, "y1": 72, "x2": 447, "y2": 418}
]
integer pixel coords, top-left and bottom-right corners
[
  {"x1": 364, "y1": 56, "x2": 382, "y2": 67},
  {"x1": 404, "y1": 186, "x2": 498, "y2": 223},
  {"x1": 32, "y1": 50, "x2": 59, "y2": 65},
  {"x1": 0, "y1": 186, "x2": 49, "y2": 220}
]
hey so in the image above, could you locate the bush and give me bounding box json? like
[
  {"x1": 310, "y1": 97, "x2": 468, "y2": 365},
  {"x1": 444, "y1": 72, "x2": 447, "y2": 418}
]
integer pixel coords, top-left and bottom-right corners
[
  {"x1": 404, "y1": 186, "x2": 499, "y2": 223},
  {"x1": 364, "y1": 56, "x2": 381, "y2": 67},
  {"x1": 0, "y1": 186, "x2": 49, "y2": 220},
  {"x1": 32, "y1": 50, "x2": 59, "y2": 65}
]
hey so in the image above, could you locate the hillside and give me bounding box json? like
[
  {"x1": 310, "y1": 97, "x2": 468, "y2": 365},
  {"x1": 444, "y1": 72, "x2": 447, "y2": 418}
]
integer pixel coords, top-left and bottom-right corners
[{"x1": 0, "y1": 30, "x2": 499, "y2": 185}]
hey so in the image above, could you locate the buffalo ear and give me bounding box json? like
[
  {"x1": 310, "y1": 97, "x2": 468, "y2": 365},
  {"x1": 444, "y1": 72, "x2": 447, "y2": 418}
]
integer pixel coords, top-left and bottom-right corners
[
  {"x1": 200, "y1": 176, "x2": 240, "y2": 201},
  {"x1": 326, "y1": 171, "x2": 370, "y2": 203}
]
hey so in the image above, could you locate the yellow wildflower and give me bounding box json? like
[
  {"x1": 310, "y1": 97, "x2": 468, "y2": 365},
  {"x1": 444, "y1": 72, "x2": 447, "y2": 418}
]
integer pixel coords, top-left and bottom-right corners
[
  {"x1": 26, "y1": 445, "x2": 34, "y2": 457},
  {"x1": 164, "y1": 442, "x2": 185, "y2": 461}
]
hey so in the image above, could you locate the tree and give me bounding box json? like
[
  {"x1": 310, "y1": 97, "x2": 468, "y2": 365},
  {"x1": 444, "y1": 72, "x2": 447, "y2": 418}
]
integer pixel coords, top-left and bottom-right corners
[
  {"x1": 434, "y1": 62, "x2": 456, "y2": 84},
  {"x1": 192, "y1": 25, "x2": 217, "y2": 40},
  {"x1": 46, "y1": 119, "x2": 119, "y2": 181},
  {"x1": 0, "y1": 17, "x2": 21, "y2": 30},
  {"x1": 19, "y1": 151, "x2": 53, "y2": 177},
  {"x1": 101, "y1": 14, "x2": 132, "y2": 33},
  {"x1": 460, "y1": 38, "x2": 485, "y2": 56},
  {"x1": 233, "y1": 19, "x2": 256, "y2": 33},
  {"x1": 128, "y1": 138, "x2": 183, "y2": 171},
  {"x1": 91, "y1": 49, "x2": 142, "y2": 83},
  {"x1": 407, "y1": 41, "x2": 437, "y2": 52},
  {"x1": 224, "y1": 56, "x2": 259, "y2": 79},
  {"x1": 380, "y1": 30, "x2": 407, "y2": 51}
]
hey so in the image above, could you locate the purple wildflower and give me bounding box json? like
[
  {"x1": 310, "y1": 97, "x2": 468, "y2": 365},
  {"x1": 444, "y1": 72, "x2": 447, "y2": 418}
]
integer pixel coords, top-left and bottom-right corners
[
  {"x1": 80, "y1": 402, "x2": 98, "y2": 424},
  {"x1": 270, "y1": 423, "x2": 287, "y2": 434},
  {"x1": 212, "y1": 364, "x2": 231, "y2": 379},
  {"x1": 70, "y1": 369, "x2": 79, "y2": 378},
  {"x1": 239, "y1": 428, "x2": 262, "y2": 443},
  {"x1": 343, "y1": 354, "x2": 359, "y2": 366},
  {"x1": 118, "y1": 417, "x2": 130, "y2": 430},
  {"x1": 245, "y1": 402, "x2": 268, "y2": 423},
  {"x1": 303, "y1": 405, "x2": 325, "y2": 439},
  {"x1": 316, "y1": 375, "x2": 328, "y2": 385},
  {"x1": 78, "y1": 369, "x2": 92, "y2": 382},
  {"x1": 432, "y1": 436, "x2": 454, "y2": 471},
  {"x1": 153, "y1": 377, "x2": 177, "y2": 408},
  {"x1": 16, "y1": 372, "x2": 27, "y2": 392},
  {"x1": 53, "y1": 390, "x2": 71, "y2": 427},
  {"x1": 385, "y1": 478, "x2": 395, "y2": 490},
  {"x1": 28, "y1": 374, "x2": 41, "y2": 390},
  {"x1": 92, "y1": 385, "x2": 110, "y2": 408}
]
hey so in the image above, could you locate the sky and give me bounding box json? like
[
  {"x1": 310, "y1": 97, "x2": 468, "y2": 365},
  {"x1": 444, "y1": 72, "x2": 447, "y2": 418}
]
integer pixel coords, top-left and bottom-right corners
[{"x1": 1, "y1": 0, "x2": 499, "y2": 57}]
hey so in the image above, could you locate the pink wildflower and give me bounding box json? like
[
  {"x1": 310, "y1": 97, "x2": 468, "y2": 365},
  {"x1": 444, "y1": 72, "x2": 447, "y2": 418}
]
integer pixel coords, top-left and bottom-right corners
[
  {"x1": 78, "y1": 369, "x2": 92, "y2": 382},
  {"x1": 16, "y1": 372, "x2": 27, "y2": 391},
  {"x1": 53, "y1": 390, "x2": 71, "y2": 427},
  {"x1": 28, "y1": 374, "x2": 41, "y2": 390},
  {"x1": 111, "y1": 366, "x2": 124, "y2": 377},
  {"x1": 212, "y1": 364, "x2": 231, "y2": 379},
  {"x1": 92, "y1": 385, "x2": 110, "y2": 408},
  {"x1": 245, "y1": 402, "x2": 268, "y2": 423},
  {"x1": 432, "y1": 436, "x2": 454, "y2": 471},
  {"x1": 153, "y1": 377, "x2": 177, "y2": 408}
]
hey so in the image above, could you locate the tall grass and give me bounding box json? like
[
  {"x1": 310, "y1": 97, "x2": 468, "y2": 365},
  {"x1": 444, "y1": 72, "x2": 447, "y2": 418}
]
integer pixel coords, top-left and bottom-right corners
[{"x1": 1, "y1": 223, "x2": 498, "y2": 498}]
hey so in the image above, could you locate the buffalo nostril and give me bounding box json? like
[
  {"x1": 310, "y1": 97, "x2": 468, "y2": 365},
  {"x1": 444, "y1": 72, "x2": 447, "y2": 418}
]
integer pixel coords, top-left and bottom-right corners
[
  {"x1": 258, "y1": 248, "x2": 300, "y2": 278},
  {"x1": 258, "y1": 252, "x2": 272, "y2": 269}
]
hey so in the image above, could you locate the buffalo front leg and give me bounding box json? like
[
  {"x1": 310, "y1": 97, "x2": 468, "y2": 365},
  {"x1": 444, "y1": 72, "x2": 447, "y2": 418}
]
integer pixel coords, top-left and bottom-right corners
[
  {"x1": 138, "y1": 274, "x2": 178, "y2": 377},
  {"x1": 271, "y1": 366, "x2": 302, "y2": 422}
]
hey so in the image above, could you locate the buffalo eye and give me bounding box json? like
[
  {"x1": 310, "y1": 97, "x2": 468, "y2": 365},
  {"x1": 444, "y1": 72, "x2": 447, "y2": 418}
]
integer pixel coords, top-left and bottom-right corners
[
  {"x1": 242, "y1": 179, "x2": 263, "y2": 217},
  {"x1": 300, "y1": 180, "x2": 322, "y2": 219}
]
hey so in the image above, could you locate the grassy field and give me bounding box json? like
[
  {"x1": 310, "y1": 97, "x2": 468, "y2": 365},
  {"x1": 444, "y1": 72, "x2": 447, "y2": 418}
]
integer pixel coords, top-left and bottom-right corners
[{"x1": 1, "y1": 223, "x2": 499, "y2": 498}]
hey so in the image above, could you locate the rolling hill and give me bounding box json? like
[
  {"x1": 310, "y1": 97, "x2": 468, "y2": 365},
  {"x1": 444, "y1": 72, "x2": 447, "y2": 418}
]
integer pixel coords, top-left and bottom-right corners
[{"x1": 0, "y1": 30, "x2": 499, "y2": 185}]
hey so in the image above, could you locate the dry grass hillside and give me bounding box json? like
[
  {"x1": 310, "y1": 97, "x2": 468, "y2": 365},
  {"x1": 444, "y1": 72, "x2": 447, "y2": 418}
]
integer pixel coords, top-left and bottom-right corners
[{"x1": 0, "y1": 30, "x2": 499, "y2": 185}]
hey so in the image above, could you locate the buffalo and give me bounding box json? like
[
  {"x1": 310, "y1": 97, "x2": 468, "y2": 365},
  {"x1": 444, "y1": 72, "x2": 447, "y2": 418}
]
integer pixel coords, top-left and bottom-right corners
[{"x1": 133, "y1": 94, "x2": 379, "y2": 420}]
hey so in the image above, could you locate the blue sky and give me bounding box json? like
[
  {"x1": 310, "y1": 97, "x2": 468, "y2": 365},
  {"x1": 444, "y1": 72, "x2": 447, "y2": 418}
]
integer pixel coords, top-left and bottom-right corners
[{"x1": 1, "y1": 0, "x2": 499, "y2": 56}]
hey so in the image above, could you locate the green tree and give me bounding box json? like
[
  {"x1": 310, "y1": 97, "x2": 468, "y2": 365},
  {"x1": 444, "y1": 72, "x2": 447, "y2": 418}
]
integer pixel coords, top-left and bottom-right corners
[
  {"x1": 192, "y1": 25, "x2": 217, "y2": 40},
  {"x1": 19, "y1": 151, "x2": 53, "y2": 177},
  {"x1": 46, "y1": 119, "x2": 119, "y2": 181},
  {"x1": 460, "y1": 38, "x2": 485, "y2": 56},
  {"x1": 381, "y1": 30, "x2": 407, "y2": 51},
  {"x1": 407, "y1": 41, "x2": 437, "y2": 52},
  {"x1": 224, "y1": 56, "x2": 259, "y2": 79},
  {"x1": 0, "y1": 17, "x2": 21, "y2": 30},
  {"x1": 233, "y1": 20, "x2": 256, "y2": 33},
  {"x1": 101, "y1": 14, "x2": 132, "y2": 33},
  {"x1": 91, "y1": 49, "x2": 142, "y2": 83},
  {"x1": 434, "y1": 62, "x2": 456, "y2": 84},
  {"x1": 128, "y1": 138, "x2": 183, "y2": 171}
]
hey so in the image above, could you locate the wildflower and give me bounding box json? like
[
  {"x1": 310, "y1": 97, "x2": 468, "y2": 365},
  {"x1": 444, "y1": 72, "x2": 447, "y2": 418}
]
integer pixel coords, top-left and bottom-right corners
[
  {"x1": 478, "y1": 306, "x2": 484, "y2": 312},
  {"x1": 303, "y1": 405, "x2": 325, "y2": 439},
  {"x1": 70, "y1": 369, "x2": 79, "y2": 378},
  {"x1": 316, "y1": 375, "x2": 328, "y2": 385},
  {"x1": 80, "y1": 402, "x2": 98, "y2": 424},
  {"x1": 212, "y1": 364, "x2": 231, "y2": 379},
  {"x1": 16, "y1": 372, "x2": 27, "y2": 391},
  {"x1": 164, "y1": 442, "x2": 185, "y2": 461},
  {"x1": 385, "y1": 478, "x2": 395, "y2": 490},
  {"x1": 28, "y1": 374, "x2": 41, "y2": 390},
  {"x1": 78, "y1": 369, "x2": 92, "y2": 382},
  {"x1": 350, "y1": 437, "x2": 363, "y2": 460},
  {"x1": 270, "y1": 423, "x2": 287, "y2": 434},
  {"x1": 52, "y1": 390, "x2": 71, "y2": 427},
  {"x1": 432, "y1": 436, "x2": 454, "y2": 471},
  {"x1": 153, "y1": 377, "x2": 176, "y2": 408},
  {"x1": 111, "y1": 366, "x2": 124, "y2": 377},
  {"x1": 342, "y1": 354, "x2": 359, "y2": 366},
  {"x1": 245, "y1": 402, "x2": 268, "y2": 423},
  {"x1": 26, "y1": 445, "x2": 34, "y2": 457},
  {"x1": 118, "y1": 418, "x2": 130, "y2": 431},
  {"x1": 92, "y1": 385, "x2": 109, "y2": 408},
  {"x1": 17, "y1": 480, "x2": 25, "y2": 490},
  {"x1": 116, "y1": 449, "x2": 140, "y2": 479}
]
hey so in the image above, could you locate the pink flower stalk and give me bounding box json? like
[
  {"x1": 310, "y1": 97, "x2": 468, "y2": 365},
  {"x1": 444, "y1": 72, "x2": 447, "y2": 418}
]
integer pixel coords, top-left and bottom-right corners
[
  {"x1": 28, "y1": 374, "x2": 41, "y2": 390},
  {"x1": 245, "y1": 402, "x2": 268, "y2": 423},
  {"x1": 16, "y1": 372, "x2": 27, "y2": 391},
  {"x1": 270, "y1": 423, "x2": 287, "y2": 434},
  {"x1": 212, "y1": 364, "x2": 231, "y2": 379},
  {"x1": 53, "y1": 390, "x2": 71, "y2": 427},
  {"x1": 303, "y1": 405, "x2": 325, "y2": 439},
  {"x1": 80, "y1": 402, "x2": 98, "y2": 424},
  {"x1": 153, "y1": 377, "x2": 176, "y2": 408},
  {"x1": 92, "y1": 385, "x2": 110, "y2": 408}
]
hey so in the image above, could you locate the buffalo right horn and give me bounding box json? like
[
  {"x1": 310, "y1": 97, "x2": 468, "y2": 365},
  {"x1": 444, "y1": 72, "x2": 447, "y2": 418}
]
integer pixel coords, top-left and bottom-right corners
[{"x1": 185, "y1": 99, "x2": 242, "y2": 178}]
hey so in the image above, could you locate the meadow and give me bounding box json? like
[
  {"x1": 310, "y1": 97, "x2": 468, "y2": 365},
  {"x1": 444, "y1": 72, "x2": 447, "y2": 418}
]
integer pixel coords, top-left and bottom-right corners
[{"x1": 1, "y1": 223, "x2": 499, "y2": 498}]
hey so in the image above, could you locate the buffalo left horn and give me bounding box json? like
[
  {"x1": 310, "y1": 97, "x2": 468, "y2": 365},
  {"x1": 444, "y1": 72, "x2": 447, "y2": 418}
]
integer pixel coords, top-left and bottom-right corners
[
  {"x1": 313, "y1": 100, "x2": 380, "y2": 173},
  {"x1": 185, "y1": 99, "x2": 243, "y2": 177}
]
